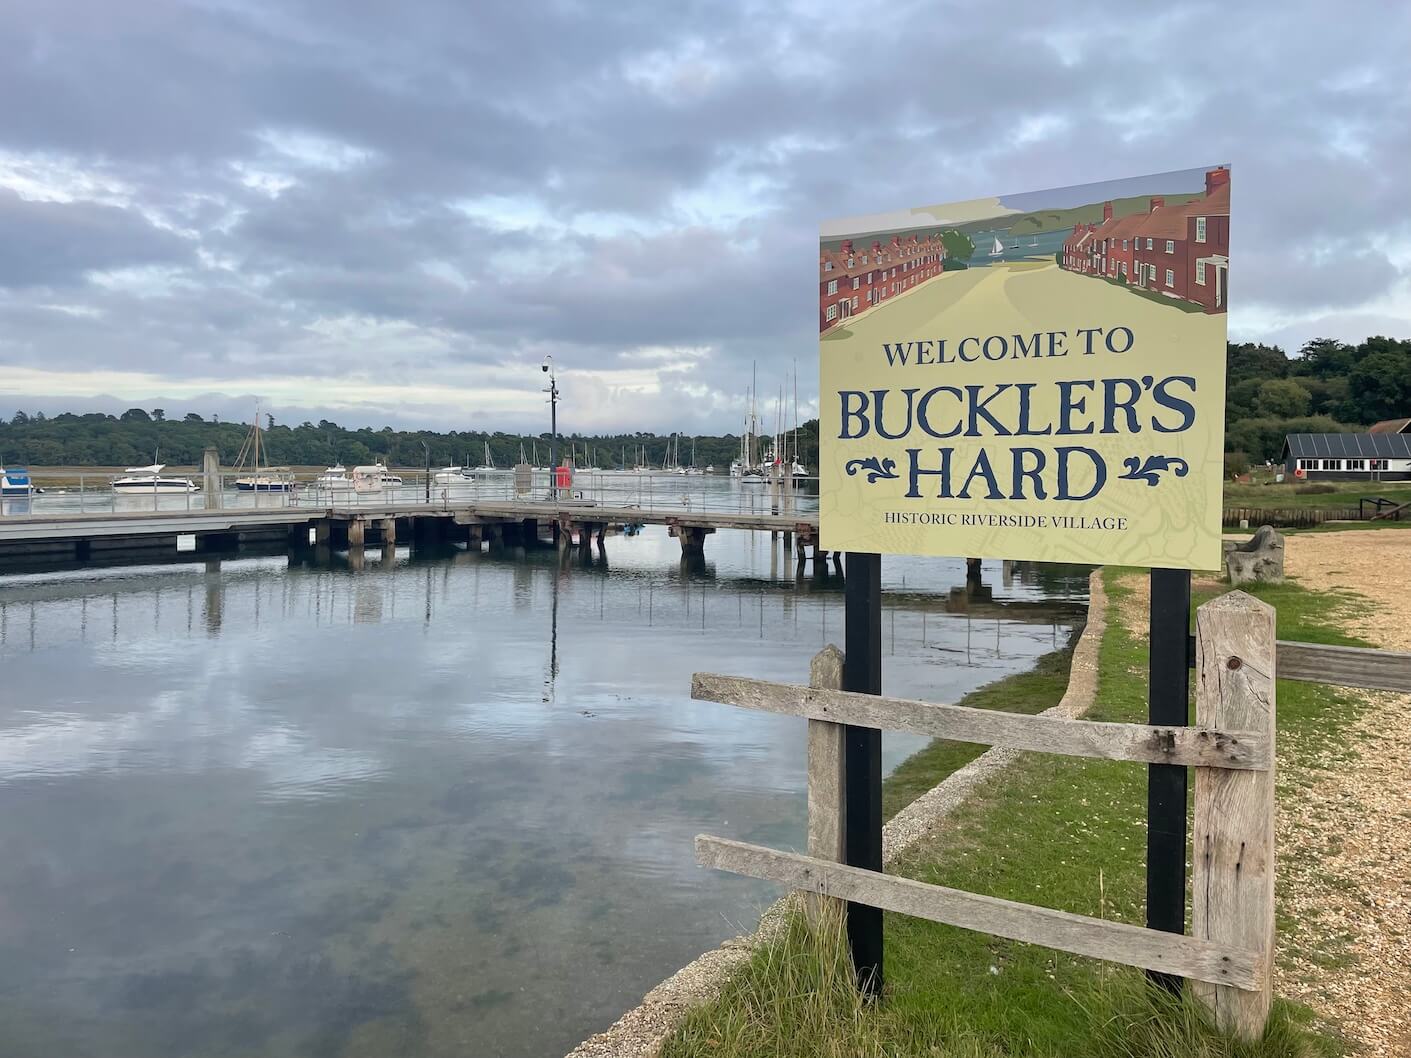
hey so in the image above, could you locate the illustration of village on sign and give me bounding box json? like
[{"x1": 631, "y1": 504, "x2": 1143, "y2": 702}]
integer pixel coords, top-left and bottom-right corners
[{"x1": 819, "y1": 165, "x2": 1230, "y2": 334}]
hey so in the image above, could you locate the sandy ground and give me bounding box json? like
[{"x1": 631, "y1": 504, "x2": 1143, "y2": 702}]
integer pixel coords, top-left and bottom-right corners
[
  {"x1": 1116, "y1": 529, "x2": 1411, "y2": 1057},
  {"x1": 1275, "y1": 532, "x2": 1411, "y2": 1058}
]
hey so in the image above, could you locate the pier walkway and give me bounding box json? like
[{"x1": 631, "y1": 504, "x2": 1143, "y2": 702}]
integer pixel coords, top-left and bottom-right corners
[{"x1": 0, "y1": 496, "x2": 821, "y2": 569}]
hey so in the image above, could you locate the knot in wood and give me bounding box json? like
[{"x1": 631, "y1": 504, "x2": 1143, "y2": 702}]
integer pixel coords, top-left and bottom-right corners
[{"x1": 1226, "y1": 656, "x2": 1243, "y2": 671}]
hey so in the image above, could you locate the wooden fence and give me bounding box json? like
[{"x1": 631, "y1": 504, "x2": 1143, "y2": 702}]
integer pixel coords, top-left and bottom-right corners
[
  {"x1": 691, "y1": 590, "x2": 1411, "y2": 1041},
  {"x1": 1221, "y1": 506, "x2": 1361, "y2": 528}
]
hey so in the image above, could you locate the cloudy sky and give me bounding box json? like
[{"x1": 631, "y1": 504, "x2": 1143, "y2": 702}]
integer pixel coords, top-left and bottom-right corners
[{"x1": 1, "y1": 0, "x2": 1408, "y2": 433}]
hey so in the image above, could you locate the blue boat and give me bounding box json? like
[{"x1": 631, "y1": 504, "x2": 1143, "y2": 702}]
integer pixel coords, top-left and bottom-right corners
[{"x1": 1, "y1": 467, "x2": 38, "y2": 496}]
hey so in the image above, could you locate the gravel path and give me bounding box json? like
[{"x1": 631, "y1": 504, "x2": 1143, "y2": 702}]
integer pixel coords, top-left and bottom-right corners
[
  {"x1": 1114, "y1": 529, "x2": 1411, "y2": 1057},
  {"x1": 1275, "y1": 531, "x2": 1411, "y2": 1058}
]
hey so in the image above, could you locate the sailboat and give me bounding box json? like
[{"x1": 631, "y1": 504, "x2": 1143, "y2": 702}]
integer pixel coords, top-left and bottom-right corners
[
  {"x1": 473, "y1": 442, "x2": 497, "y2": 473},
  {"x1": 233, "y1": 406, "x2": 295, "y2": 491},
  {"x1": 989, "y1": 235, "x2": 1004, "y2": 258}
]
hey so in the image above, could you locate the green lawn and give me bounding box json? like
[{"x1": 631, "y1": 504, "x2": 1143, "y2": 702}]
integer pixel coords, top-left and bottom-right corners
[
  {"x1": 1223, "y1": 479, "x2": 1411, "y2": 511},
  {"x1": 661, "y1": 569, "x2": 1367, "y2": 1058}
]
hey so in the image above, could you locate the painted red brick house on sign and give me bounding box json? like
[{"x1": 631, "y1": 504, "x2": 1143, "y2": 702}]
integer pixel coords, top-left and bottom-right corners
[
  {"x1": 1059, "y1": 166, "x2": 1229, "y2": 314},
  {"x1": 819, "y1": 232, "x2": 946, "y2": 332}
]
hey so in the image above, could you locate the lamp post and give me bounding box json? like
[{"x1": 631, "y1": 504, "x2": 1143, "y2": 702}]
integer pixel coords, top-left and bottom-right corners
[
  {"x1": 420, "y1": 440, "x2": 430, "y2": 504},
  {"x1": 542, "y1": 356, "x2": 559, "y2": 497}
]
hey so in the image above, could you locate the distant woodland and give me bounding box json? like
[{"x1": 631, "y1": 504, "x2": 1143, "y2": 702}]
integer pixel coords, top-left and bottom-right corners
[
  {"x1": 2, "y1": 337, "x2": 1406, "y2": 472},
  {"x1": 0, "y1": 408, "x2": 822, "y2": 472}
]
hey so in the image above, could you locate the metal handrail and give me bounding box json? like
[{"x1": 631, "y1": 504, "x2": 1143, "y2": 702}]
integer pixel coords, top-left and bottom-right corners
[{"x1": 3, "y1": 468, "x2": 821, "y2": 521}]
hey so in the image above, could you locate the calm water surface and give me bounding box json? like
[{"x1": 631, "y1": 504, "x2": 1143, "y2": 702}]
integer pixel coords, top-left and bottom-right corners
[{"x1": 0, "y1": 528, "x2": 1086, "y2": 1057}]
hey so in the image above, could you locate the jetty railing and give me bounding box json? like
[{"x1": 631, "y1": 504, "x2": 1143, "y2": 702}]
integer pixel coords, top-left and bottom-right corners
[
  {"x1": 689, "y1": 590, "x2": 1411, "y2": 1041},
  {"x1": 3, "y1": 470, "x2": 820, "y2": 521}
]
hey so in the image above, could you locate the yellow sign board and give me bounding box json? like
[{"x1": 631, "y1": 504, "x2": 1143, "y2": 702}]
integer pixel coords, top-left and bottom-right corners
[{"x1": 818, "y1": 166, "x2": 1230, "y2": 570}]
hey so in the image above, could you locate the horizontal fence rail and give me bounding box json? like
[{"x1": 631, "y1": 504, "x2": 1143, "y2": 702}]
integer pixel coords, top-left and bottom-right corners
[
  {"x1": 1275, "y1": 640, "x2": 1411, "y2": 693},
  {"x1": 690, "y1": 673, "x2": 1271, "y2": 771},
  {"x1": 696, "y1": 836, "x2": 1265, "y2": 991}
]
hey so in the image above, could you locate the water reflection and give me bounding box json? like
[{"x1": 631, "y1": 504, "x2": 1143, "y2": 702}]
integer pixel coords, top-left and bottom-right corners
[{"x1": 0, "y1": 530, "x2": 1086, "y2": 1057}]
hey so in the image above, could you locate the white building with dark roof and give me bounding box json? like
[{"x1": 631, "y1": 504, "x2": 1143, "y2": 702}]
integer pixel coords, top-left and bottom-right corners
[{"x1": 1282, "y1": 432, "x2": 1411, "y2": 481}]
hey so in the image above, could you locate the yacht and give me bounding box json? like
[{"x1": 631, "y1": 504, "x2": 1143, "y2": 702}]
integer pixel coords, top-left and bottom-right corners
[
  {"x1": 433, "y1": 466, "x2": 475, "y2": 485},
  {"x1": 231, "y1": 404, "x2": 295, "y2": 490},
  {"x1": 1, "y1": 467, "x2": 38, "y2": 496},
  {"x1": 112, "y1": 464, "x2": 199, "y2": 493},
  {"x1": 313, "y1": 464, "x2": 354, "y2": 490},
  {"x1": 472, "y1": 442, "x2": 498, "y2": 474}
]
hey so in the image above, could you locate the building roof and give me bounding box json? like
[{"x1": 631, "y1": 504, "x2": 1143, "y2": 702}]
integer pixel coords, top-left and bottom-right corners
[
  {"x1": 1368, "y1": 417, "x2": 1411, "y2": 434},
  {"x1": 1283, "y1": 433, "x2": 1411, "y2": 459}
]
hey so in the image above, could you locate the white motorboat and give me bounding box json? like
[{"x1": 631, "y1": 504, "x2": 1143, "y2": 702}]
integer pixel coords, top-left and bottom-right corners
[
  {"x1": 313, "y1": 464, "x2": 354, "y2": 490},
  {"x1": 112, "y1": 464, "x2": 199, "y2": 493},
  {"x1": 741, "y1": 471, "x2": 765, "y2": 485},
  {"x1": 433, "y1": 466, "x2": 475, "y2": 485}
]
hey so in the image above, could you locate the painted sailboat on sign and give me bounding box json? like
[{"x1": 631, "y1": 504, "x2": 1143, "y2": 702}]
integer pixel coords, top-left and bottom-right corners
[{"x1": 989, "y1": 236, "x2": 1004, "y2": 257}]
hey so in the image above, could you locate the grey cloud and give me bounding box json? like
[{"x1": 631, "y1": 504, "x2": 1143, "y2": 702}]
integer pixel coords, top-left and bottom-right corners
[
  {"x1": 0, "y1": 189, "x2": 191, "y2": 287},
  {"x1": 0, "y1": 0, "x2": 1408, "y2": 428}
]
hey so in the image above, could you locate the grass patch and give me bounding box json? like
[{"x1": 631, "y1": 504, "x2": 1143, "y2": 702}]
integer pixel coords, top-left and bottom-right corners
[
  {"x1": 664, "y1": 909, "x2": 1334, "y2": 1058},
  {"x1": 882, "y1": 628, "x2": 1082, "y2": 820},
  {"x1": 662, "y1": 569, "x2": 1365, "y2": 1057},
  {"x1": 1223, "y1": 481, "x2": 1411, "y2": 511}
]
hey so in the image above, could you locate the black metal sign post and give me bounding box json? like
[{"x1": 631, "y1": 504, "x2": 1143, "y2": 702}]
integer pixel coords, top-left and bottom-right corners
[
  {"x1": 843, "y1": 551, "x2": 884, "y2": 997},
  {"x1": 1146, "y1": 565, "x2": 1192, "y2": 993}
]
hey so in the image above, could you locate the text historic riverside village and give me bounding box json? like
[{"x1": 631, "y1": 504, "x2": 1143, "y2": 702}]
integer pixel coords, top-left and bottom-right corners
[{"x1": 837, "y1": 326, "x2": 1197, "y2": 502}]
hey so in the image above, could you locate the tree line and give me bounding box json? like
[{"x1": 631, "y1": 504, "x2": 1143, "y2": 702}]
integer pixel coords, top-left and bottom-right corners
[
  {"x1": 2, "y1": 335, "x2": 1404, "y2": 473},
  {"x1": 0, "y1": 406, "x2": 822, "y2": 473}
]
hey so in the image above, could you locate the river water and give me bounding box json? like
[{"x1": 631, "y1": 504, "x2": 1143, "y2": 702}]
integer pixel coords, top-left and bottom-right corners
[{"x1": 0, "y1": 528, "x2": 1086, "y2": 1057}]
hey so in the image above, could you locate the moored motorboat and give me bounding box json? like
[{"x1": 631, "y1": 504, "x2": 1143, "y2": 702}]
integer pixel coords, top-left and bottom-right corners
[
  {"x1": 433, "y1": 466, "x2": 475, "y2": 485},
  {"x1": 111, "y1": 464, "x2": 199, "y2": 493},
  {"x1": 315, "y1": 464, "x2": 353, "y2": 488}
]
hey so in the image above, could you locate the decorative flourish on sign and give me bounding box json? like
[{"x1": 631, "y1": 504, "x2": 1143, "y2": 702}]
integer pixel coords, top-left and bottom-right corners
[
  {"x1": 844, "y1": 456, "x2": 900, "y2": 483},
  {"x1": 1118, "y1": 455, "x2": 1190, "y2": 486}
]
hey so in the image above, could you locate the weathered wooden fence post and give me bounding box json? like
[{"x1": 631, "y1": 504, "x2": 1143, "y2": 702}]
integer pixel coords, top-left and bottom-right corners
[
  {"x1": 805, "y1": 645, "x2": 846, "y2": 922},
  {"x1": 1192, "y1": 591, "x2": 1276, "y2": 1040}
]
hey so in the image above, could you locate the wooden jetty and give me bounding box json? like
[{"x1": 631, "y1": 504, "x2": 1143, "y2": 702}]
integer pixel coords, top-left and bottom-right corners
[{"x1": 0, "y1": 498, "x2": 826, "y2": 569}]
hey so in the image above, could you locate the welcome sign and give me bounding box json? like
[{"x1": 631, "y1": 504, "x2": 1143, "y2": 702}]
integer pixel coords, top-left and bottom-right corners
[{"x1": 818, "y1": 166, "x2": 1231, "y2": 570}]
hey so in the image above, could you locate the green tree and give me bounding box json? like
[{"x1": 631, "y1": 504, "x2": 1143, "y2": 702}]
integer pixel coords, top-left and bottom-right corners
[
  {"x1": 940, "y1": 229, "x2": 974, "y2": 263},
  {"x1": 1344, "y1": 343, "x2": 1411, "y2": 423},
  {"x1": 1254, "y1": 378, "x2": 1311, "y2": 418},
  {"x1": 1226, "y1": 342, "x2": 1289, "y2": 385},
  {"x1": 1296, "y1": 338, "x2": 1356, "y2": 378},
  {"x1": 120, "y1": 408, "x2": 151, "y2": 422},
  {"x1": 151, "y1": 408, "x2": 165, "y2": 422}
]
